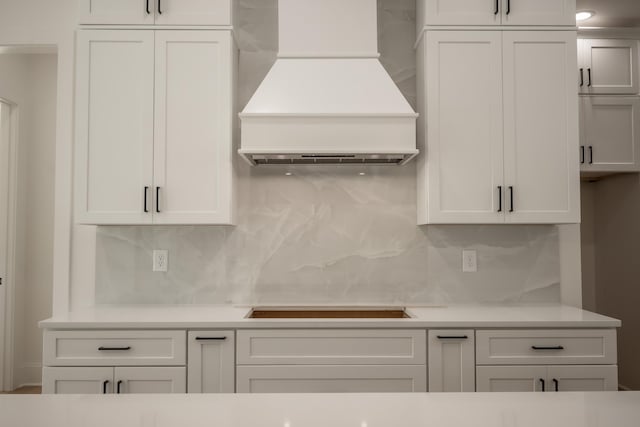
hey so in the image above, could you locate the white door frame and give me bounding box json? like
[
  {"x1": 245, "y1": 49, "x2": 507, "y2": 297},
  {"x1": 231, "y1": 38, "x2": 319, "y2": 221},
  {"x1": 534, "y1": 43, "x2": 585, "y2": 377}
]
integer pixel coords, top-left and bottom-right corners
[{"x1": 0, "y1": 98, "x2": 19, "y2": 391}]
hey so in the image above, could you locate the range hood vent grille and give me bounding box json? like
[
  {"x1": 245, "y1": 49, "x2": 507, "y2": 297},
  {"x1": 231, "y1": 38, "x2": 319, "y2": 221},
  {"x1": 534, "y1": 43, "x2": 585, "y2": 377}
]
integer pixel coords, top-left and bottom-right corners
[{"x1": 242, "y1": 152, "x2": 418, "y2": 166}]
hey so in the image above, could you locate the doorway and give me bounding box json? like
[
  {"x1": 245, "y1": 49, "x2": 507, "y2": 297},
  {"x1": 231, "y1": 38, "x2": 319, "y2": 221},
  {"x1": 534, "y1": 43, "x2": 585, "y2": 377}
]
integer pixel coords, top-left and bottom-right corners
[{"x1": 0, "y1": 48, "x2": 57, "y2": 391}]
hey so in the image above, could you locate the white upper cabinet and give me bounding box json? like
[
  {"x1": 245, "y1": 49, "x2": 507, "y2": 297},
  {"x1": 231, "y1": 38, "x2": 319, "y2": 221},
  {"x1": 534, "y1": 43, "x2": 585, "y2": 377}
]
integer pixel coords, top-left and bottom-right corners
[
  {"x1": 74, "y1": 30, "x2": 155, "y2": 225},
  {"x1": 579, "y1": 39, "x2": 639, "y2": 95},
  {"x1": 78, "y1": 0, "x2": 233, "y2": 26},
  {"x1": 75, "y1": 30, "x2": 236, "y2": 225},
  {"x1": 421, "y1": 31, "x2": 504, "y2": 224},
  {"x1": 580, "y1": 97, "x2": 640, "y2": 172},
  {"x1": 502, "y1": 31, "x2": 579, "y2": 224},
  {"x1": 500, "y1": 0, "x2": 575, "y2": 26},
  {"x1": 419, "y1": 0, "x2": 575, "y2": 27},
  {"x1": 154, "y1": 0, "x2": 233, "y2": 26},
  {"x1": 153, "y1": 31, "x2": 234, "y2": 224},
  {"x1": 78, "y1": 0, "x2": 155, "y2": 25},
  {"x1": 418, "y1": 31, "x2": 579, "y2": 224},
  {"x1": 421, "y1": 0, "x2": 501, "y2": 26}
]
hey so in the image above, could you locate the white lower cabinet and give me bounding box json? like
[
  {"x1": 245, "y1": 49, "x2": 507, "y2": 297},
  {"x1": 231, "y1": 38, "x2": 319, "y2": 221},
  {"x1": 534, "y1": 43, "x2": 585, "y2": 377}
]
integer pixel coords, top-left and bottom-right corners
[
  {"x1": 236, "y1": 329, "x2": 427, "y2": 393},
  {"x1": 476, "y1": 365, "x2": 618, "y2": 392},
  {"x1": 187, "y1": 331, "x2": 235, "y2": 393},
  {"x1": 43, "y1": 366, "x2": 186, "y2": 394},
  {"x1": 428, "y1": 330, "x2": 475, "y2": 392},
  {"x1": 236, "y1": 365, "x2": 426, "y2": 393}
]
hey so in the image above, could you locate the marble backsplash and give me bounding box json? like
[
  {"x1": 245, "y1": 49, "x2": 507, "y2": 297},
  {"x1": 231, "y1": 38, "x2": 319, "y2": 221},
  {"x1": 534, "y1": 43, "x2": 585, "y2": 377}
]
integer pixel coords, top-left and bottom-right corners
[
  {"x1": 94, "y1": 0, "x2": 561, "y2": 306},
  {"x1": 96, "y1": 164, "x2": 561, "y2": 306}
]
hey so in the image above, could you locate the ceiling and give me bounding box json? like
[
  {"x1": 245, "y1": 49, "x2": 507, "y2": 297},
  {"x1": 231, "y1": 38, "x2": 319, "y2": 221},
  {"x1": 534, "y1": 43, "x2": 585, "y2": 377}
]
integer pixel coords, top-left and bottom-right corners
[{"x1": 577, "y1": 0, "x2": 640, "y2": 27}]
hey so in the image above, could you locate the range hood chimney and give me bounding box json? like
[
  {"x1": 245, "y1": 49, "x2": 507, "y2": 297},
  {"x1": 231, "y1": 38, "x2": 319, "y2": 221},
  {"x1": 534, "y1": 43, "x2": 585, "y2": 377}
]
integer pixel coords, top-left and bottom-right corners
[{"x1": 238, "y1": 0, "x2": 418, "y2": 166}]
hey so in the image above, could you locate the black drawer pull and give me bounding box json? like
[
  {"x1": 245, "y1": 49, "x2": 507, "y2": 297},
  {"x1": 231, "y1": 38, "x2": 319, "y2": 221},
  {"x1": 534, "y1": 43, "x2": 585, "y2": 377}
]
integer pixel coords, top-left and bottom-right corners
[
  {"x1": 579, "y1": 68, "x2": 584, "y2": 87},
  {"x1": 436, "y1": 335, "x2": 468, "y2": 340},
  {"x1": 98, "y1": 346, "x2": 132, "y2": 351},
  {"x1": 531, "y1": 345, "x2": 564, "y2": 351},
  {"x1": 539, "y1": 378, "x2": 545, "y2": 392},
  {"x1": 195, "y1": 337, "x2": 227, "y2": 341},
  {"x1": 553, "y1": 378, "x2": 559, "y2": 392},
  {"x1": 580, "y1": 146, "x2": 585, "y2": 164},
  {"x1": 117, "y1": 380, "x2": 123, "y2": 394},
  {"x1": 102, "y1": 380, "x2": 109, "y2": 394}
]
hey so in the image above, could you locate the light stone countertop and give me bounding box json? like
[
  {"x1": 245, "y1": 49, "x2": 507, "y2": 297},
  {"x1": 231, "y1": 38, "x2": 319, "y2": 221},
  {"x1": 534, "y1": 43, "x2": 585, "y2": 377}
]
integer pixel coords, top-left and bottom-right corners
[
  {"x1": 0, "y1": 392, "x2": 638, "y2": 427},
  {"x1": 39, "y1": 304, "x2": 621, "y2": 329}
]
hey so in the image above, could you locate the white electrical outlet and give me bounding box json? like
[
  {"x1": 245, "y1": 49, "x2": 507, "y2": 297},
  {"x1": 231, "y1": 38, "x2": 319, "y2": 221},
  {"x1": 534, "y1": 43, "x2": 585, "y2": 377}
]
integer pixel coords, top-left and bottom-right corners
[
  {"x1": 462, "y1": 249, "x2": 477, "y2": 273},
  {"x1": 153, "y1": 250, "x2": 168, "y2": 272}
]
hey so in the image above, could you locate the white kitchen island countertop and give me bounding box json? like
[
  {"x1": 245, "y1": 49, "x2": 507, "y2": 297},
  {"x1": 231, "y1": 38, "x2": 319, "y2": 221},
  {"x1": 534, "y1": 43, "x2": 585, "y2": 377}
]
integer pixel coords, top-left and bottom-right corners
[
  {"x1": 0, "y1": 392, "x2": 638, "y2": 427},
  {"x1": 39, "y1": 304, "x2": 621, "y2": 329}
]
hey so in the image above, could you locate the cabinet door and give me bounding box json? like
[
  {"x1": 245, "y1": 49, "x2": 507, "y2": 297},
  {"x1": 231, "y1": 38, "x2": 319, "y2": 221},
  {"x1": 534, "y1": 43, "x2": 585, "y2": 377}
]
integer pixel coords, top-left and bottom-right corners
[
  {"x1": 476, "y1": 366, "x2": 547, "y2": 392},
  {"x1": 42, "y1": 367, "x2": 113, "y2": 394},
  {"x1": 114, "y1": 367, "x2": 186, "y2": 394},
  {"x1": 236, "y1": 365, "x2": 427, "y2": 393},
  {"x1": 428, "y1": 330, "x2": 475, "y2": 392},
  {"x1": 153, "y1": 31, "x2": 234, "y2": 225},
  {"x1": 547, "y1": 365, "x2": 618, "y2": 392},
  {"x1": 75, "y1": 30, "x2": 155, "y2": 224},
  {"x1": 422, "y1": 0, "x2": 501, "y2": 26},
  {"x1": 503, "y1": 31, "x2": 579, "y2": 224},
  {"x1": 581, "y1": 39, "x2": 638, "y2": 95},
  {"x1": 78, "y1": 0, "x2": 154, "y2": 25},
  {"x1": 153, "y1": 0, "x2": 232, "y2": 26},
  {"x1": 423, "y1": 31, "x2": 504, "y2": 224},
  {"x1": 500, "y1": 0, "x2": 575, "y2": 26},
  {"x1": 187, "y1": 331, "x2": 235, "y2": 393},
  {"x1": 582, "y1": 97, "x2": 640, "y2": 172}
]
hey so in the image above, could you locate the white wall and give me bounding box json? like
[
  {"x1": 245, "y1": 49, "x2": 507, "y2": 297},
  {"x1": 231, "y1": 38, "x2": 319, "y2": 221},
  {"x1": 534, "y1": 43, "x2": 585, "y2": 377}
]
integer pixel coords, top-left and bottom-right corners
[{"x1": 0, "y1": 53, "x2": 57, "y2": 387}]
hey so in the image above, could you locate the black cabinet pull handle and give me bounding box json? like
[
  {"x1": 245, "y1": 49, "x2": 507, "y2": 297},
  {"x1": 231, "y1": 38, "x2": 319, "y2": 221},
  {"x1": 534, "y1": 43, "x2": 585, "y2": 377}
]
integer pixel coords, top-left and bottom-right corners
[
  {"x1": 144, "y1": 186, "x2": 149, "y2": 213},
  {"x1": 117, "y1": 380, "x2": 123, "y2": 394},
  {"x1": 580, "y1": 146, "x2": 585, "y2": 164},
  {"x1": 146, "y1": 0, "x2": 150, "y2": 14},
  {"x1": 195, "y1": 336, "x2": 227, "y2": 341},
  {"x1": 589, "y1": 146, "x2": 593, "y2": 164},
  {"x1": 497, "y1": 186, "x2": 503, "y2": 212},
  {"x1": 436, "y1": 335, "x2": 468, "y2": 340},
  {"x1": 579, "y1": 68, "x2": 584, "y2": 87},
  {"x1": 531, "y1": 345, "x2": 564, "y2": 351},
  {"x1": 157, "y1": 0, "x2": 162, "y2": 14},
  {"x1": 98, "y1": 346, "x2": 132, "y2": 351},
  {"x1": 506, "y1": 0, "x2": 511, "y2": 15},
  {"x1": 508, "y1": 186, "x2": 514, "y2": 212},
  {"x1": 539, "y1": 378, "x2": 545, "y2": 392},
  {"x1": 156, "y1": 187, "x2": 161, "y2": 213},
  {"x1": 553, "y1": 378, "x2": 559, "y2": 392},
  {"x1": 587, "y1": 68, "x2": 592, "y2": 87},
  {"x1": 494, "y1": 0, "x2": 499, "y2": 15},
  {"x1": 102, "y1": 380, "x2": 109, "y2": 394}
]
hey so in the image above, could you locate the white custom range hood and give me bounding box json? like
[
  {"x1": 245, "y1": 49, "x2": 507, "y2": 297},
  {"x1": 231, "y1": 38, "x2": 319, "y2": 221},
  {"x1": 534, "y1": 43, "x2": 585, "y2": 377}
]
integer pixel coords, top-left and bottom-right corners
[{"x1": 239, "y1": 0, "x2": 418, "y2": 166}]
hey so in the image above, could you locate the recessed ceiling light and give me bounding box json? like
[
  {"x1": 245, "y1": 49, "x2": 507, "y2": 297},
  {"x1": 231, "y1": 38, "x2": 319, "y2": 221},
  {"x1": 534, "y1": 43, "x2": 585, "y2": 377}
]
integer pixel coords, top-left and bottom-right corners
[
  {"x1": 576, "y1": 11, "x2": 594, "y2": 22},
  {"x1": 285, "y1": 172, "x2": 292, "y2": 176},
  {"x1": 359, "y1": 172, "x2": 366, "y2": 176}
]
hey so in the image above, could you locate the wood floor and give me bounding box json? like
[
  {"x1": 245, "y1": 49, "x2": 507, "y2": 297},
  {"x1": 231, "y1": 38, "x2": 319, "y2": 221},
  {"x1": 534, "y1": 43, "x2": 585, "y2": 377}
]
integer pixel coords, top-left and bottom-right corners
[{"x1": 0, "y1": 386, "x2": 41, "y2": 394}]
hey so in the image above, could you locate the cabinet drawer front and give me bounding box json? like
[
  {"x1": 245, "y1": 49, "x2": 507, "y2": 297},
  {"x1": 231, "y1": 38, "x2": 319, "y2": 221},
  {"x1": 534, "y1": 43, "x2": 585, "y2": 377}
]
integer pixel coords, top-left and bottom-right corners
[
  {"x1": 237, "y1": 330, "x2": 426, "y2": 365},
  {"x1": 43, "y1": 330, "x2": 186, "y2": 366},
  {"x1": 476, "y1": 329, "x2": 617, "y2": 365},
  {"x1": 237, "y1": 365, "x2": 426, "y2": 393}
]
